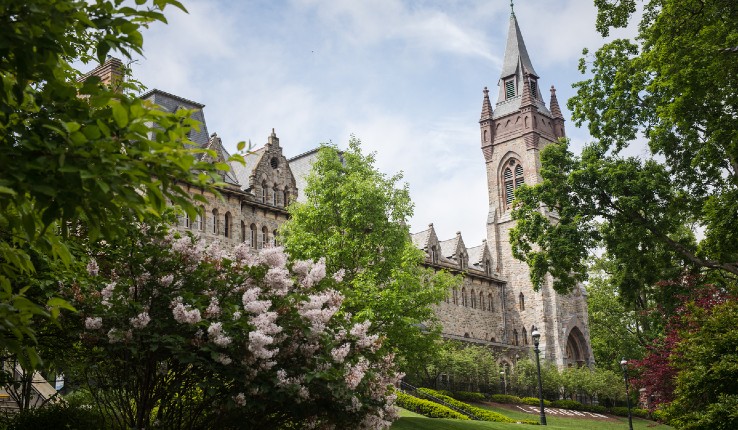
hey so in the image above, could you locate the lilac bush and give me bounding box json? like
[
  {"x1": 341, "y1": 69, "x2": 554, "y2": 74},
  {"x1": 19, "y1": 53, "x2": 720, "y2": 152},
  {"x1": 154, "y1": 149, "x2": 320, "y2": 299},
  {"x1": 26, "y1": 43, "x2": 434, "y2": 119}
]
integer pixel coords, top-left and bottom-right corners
[{"x1": 75, "y1": 222, "x2": 400, "y2": 429}]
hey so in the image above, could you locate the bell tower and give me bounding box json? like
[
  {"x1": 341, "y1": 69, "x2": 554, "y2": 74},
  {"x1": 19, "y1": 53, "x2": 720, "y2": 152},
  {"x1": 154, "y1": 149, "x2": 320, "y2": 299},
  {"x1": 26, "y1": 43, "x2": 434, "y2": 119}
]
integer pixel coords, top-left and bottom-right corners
[{"x1": 481, "y1": 8, "x2": 593, "y2": 368}]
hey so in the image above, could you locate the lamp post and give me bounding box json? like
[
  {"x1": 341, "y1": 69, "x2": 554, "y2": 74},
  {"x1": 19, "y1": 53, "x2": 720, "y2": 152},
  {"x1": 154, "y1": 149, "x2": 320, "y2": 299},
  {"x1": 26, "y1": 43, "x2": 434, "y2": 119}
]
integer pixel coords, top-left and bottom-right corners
[
  {"x1": 499, "y1": 370, "x2": 506, "y2": 395},
  {"x1": 531, "y1": 326, "x2": 547, "y2": 426},
  {"x1": 620, "y1": 358, "x2": 634, "y2": 430}
]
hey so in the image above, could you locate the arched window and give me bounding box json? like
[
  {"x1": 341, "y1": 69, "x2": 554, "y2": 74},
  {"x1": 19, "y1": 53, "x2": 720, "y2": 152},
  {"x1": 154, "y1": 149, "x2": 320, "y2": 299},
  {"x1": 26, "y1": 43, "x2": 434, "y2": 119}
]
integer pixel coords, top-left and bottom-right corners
[
  {"x1": 479, "y1": 291, "x2": 484, "y2": 310},
  {"x1": 513, "y1": 329, "x2": 519, "y2": 346},
  {"x1": 223, "y1": 212, "x2": 231, "y2": 238},
  {"x1": 195, "y1": 206, "x2": 204, "y2": 231},
  {"x1": 522, "y1": 327, "x2": 528, "y2": 345},
  {"x1": 184, "y1": 213, "x2": 191, "y2": 228},
  {"x1": 261, "y1": 181, "x2": 267, "y2": 203},
  {"x1": 430, "y1": 245, "x2": 438, "y2": 264},
  {"x1": 261, "y1": 226, "x2": 268, "y2": 248},
  {"x1": 485, "y1": 258, "x2": 492, "y2": 275},
  {"x1": 503, "y1": 159, "x2": 525, "y2": 209},
  {"x1": 462, "y1": 287, "x2": 467, "y2": 307},
  {"x1": 460, "y1": 252, "x2": 467, "y2": 270},
  {"x1": 250, "y1": 224, "x2": 257, "y2": 248},
  {"x1": 211, "y1": 209, "x2": 219, "y2": 234},
  {"x1": 283, "y1": 187, "x2": 290, "y2": 206},
  {"x1": 519, "y1": 292, "x2": 525, "y2": 311},
  {"x1": 272, "y1": 184, "x2": 278, "y2": 206},
  {"x1": 272, "y1": 230, "x2": 278, "y2": 246},
  {"x1": 241, "y1": 221, "x2": 246, "y2": 242},
  {"x1": 470, "y1": 289, "x2": 476, "y2": 309},
  {"x1": 452, "y1": 288, "x2": 458, "y2": 305},
  {"x1": 488, "y1": 293, "x2": 493, "y2": 311}
]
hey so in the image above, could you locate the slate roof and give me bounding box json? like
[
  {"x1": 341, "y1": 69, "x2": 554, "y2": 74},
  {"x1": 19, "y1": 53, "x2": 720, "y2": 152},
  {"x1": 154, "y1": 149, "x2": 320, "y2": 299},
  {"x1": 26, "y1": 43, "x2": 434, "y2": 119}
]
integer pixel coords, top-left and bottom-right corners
[
  {"x1": 287, "y1": 148, "x2": 321, "y2": 203},
  {"x1": 410, "y1": 227, "x2": 431, "y2": 250},
  {"x1": 439, "y1": 236, "x2": 459, "y2": 260},
  {"x1": 467, "y1": 244, "x2": 485, "y2": 266},
  {"x1": 229, "y1": 146, "x2": 266, "y2": 192}
]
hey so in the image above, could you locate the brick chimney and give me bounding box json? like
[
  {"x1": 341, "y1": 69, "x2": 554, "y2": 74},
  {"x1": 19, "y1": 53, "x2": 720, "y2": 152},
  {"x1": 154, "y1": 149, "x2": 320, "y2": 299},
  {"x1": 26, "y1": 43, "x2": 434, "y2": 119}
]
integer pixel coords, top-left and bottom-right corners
[{"x1": 80, "y1": 56, "x2": 124, "y2": 89}]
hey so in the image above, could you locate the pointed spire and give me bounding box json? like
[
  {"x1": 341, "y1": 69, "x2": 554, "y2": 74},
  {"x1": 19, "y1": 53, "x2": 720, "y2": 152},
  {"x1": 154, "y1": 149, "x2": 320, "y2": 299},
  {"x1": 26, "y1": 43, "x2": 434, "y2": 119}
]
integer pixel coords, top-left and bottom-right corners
[
  {"x1": 549, "y1": 85, "x2": 563, "y2": 119},
  {"x1": 480, "y1": 86, "x2": 493, "y2": 120},
  {"x1": 267, "y1": 128, "x2": 279, "y2": 146},
  {"x1": 500, "y1": 11, "x2": 538, "y2": 81}
]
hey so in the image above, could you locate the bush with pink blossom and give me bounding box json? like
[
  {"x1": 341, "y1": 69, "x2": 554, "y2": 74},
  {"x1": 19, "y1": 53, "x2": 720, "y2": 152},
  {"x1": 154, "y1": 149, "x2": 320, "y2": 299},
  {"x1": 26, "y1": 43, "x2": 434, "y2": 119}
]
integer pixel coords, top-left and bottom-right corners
[{"x1": 75, "y1": 221, "x2": 400, "y2": 429}]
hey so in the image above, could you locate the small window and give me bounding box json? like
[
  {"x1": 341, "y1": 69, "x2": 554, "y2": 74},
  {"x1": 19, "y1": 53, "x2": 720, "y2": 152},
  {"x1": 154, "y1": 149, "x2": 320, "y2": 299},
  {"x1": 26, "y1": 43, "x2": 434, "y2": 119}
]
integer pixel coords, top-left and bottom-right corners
[
  {"x1": 283, "y1": 188, "x2": 290, "y2": 206},
  {"x1": 529, "y1": 80, "x2": 537, "y2": 99},
  {"x1": 453, "y1": 288, "x2": 459, "y2": 305},
  {"x1": 250, "y1": 224, "x2": 257, "y2": 248},
  {"x1": 470, "y1": 289, "x2": 476, "y2": 309},
  {"x1": 505, "y1": 80, "x2": 515, "y2": 99},
  {"x1": 462, "y1": 287, "x2": 468, "y2": 307},
  {"x1": 513, "y1": 329, "x2": 519, "y2": 346},
  {"x1": 212, "y1": 209, "x2": 219, "y2": 234},
  {"x1": 184, "y1": 213, "x2": 191, "y2": 229},
  {"x1": 270, "y1": 157, "x2": 279, "y2": 169},
  {"x1": 261, "y1": 181, "x2": 267, "y2": 203},
  {"x1": 488, "y1": 293, "x2": 493, "y2": 312},
  {"x1": 519, "y1": 292, "x2": 525, "y2": 311},
  {"x1": 479, "y1": 291, "x2": 484, "y2": 310},
  {"x1": 261, "y1": 226, "x2": 268, "y2": 248},
  {"x1": 430, "y1": 245, "x2": 438, "y2": 264},
  {"x1": 241, "y1": 221, "x2": 246, "y2": 242},
  {"x1": 272, "y1": 185, "x2": 278, "y2": 206},
  {"x1": 272, "y1": 230, "x2": 278, "y2": 246},
  {"x1": 224, "y1": 212, "x2": 231, "y2": 238},
  {"x1": 522, "y1": 327, "x2": 528, "y2": 345}
]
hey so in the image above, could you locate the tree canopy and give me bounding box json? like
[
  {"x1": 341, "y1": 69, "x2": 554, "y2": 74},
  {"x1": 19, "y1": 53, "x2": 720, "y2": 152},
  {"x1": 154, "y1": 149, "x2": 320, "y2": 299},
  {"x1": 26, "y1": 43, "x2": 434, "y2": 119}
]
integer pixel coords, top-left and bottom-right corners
[
  {"x1": 280, "y1": 138, "x2": 458, "y2": 368},
  {"x1": 1, "y1": 0, "x2": 233, "y2": 365},
  {"x1": 510, "y1": 0, "x2": 738, "y2": 297}
]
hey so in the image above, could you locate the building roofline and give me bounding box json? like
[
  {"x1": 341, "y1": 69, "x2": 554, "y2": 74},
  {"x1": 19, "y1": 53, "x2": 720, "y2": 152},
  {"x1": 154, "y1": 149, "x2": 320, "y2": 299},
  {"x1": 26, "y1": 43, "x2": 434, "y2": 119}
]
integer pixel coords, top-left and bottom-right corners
[{"x1": 140, "y1": 88, "x2": 205, "y2": 109}]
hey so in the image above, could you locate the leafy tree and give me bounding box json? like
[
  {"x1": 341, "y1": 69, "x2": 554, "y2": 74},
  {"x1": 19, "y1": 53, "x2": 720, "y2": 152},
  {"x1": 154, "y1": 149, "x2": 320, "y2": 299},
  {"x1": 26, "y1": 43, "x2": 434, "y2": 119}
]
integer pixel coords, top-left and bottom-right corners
[
  {"x1": 1, "y1": 0, "x2": 232, "y2": 364},
  {"x1": 280, "y1": 138, "x2": 459, "y2": 367},
  {"x1": 71, "y1": 218, "x2": 400, "y2": 430},
  {"x1": 412, "y1": 340, "x2": 501, "y2": 393},
  {"x1": 509, "y1": 0, "x2": 738, "y2": 295}
]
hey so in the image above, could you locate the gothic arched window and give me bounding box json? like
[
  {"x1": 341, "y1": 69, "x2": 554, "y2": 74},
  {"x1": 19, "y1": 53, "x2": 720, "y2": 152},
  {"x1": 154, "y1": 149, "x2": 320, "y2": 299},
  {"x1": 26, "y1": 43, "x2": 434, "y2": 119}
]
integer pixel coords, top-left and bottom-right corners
[
  {"x1": 488, "y1": 293, "x2": 493, "y2": 311},
  {"x1": 272, "y1": 184, "x2": 278, "y2": 206},
  {"x1": 503, "y1": 159, "x2": 525, "y2": 209},
  {"x1": 452, "y1": 288, "x2": 459, "y2": 305},
  {"x1": 479, "y1": 291, "x2": 484, "y2": 310},
  {"x1": 522, "y1": 327, "x2": 528, "y2": 345},
  {"x1": 250, "y1": 224, "x2": 257, "y2": 248},
  {"x1": 470, "y1": 289, "x2": 476, "y2": 309},
  {"x1": 462, "y1": 287, "x2": 467, "y2": 307},
  {"x1": 261, "y1": 226, "x2": 268, "y2": 248},
  {"x1": 241, "y1": 221, "x2": 246, "y2": 242},
  {"x1": 261, "y1": 181, "x2": 267, "y2": 203},
  {"x1": 223, "y1": 212, "x2": 231, "y2": 238},
  {"x1": 519, "y1": 292, "x2": 525, "y2": 311},
  {"x1": 513, "y1": 329, "x2": 519, "y2": 346},
  {"x1": 211, "y1": 209, "x2": 219, "y2": 234}
]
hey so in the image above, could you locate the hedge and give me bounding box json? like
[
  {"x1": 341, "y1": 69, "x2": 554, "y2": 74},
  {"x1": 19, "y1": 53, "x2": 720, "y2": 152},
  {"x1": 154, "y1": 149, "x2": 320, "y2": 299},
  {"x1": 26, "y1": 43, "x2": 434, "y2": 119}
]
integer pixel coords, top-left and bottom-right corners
[
  {"x1": 489, "y1": 394, "x2": 523, "y2": 404},
  {"x1": 451, "y1": 391, "x2": 487, "y2": 402},
  {"x1": 520, "y1": 397, "x2": 552, "y2": 407},
  {"x1": 611, "y1": 406, "x2": 650, "y2": 419},
  {"x1": 396, "y1": 391, "x2": 470, "y2": 420},
  {"x1": 418, "y1": 388, "x2": 538, "y2": 425}
]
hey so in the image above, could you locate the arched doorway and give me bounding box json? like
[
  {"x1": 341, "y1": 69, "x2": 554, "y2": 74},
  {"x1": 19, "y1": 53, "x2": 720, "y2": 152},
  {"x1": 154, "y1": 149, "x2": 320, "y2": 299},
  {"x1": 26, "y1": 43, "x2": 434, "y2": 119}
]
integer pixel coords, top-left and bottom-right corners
[{"x1": 565, "y1": 327, "x2": 589, "y2": 368}]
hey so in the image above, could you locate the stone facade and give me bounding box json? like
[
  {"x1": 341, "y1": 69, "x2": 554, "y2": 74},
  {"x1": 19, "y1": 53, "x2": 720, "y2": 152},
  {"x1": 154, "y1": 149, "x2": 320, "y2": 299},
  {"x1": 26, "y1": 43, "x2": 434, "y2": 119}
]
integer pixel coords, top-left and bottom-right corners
[{"x1": 85, "y1": 10, "x2": 593, "y2": 369}]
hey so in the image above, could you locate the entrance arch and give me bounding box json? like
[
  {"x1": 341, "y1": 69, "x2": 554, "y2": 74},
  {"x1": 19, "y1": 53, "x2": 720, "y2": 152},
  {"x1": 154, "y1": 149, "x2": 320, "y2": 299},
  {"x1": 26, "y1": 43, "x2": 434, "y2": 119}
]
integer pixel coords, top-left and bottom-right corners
[{"x1": 565, "y1": 326, "x2": 589, "y2": 367}]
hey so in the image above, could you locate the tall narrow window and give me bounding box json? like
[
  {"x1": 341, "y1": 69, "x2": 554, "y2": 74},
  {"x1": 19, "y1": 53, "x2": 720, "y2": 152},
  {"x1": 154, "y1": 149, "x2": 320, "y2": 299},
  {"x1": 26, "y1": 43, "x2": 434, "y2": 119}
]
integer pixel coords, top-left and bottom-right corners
[
  {"x1": 272, "y1": 230, "x2": 278, "y2": 246},
  {"x1": 479, "y1": 291, "x2": 484, "y2": 310},
  {"x1": 529, "y1": 80, "x2": 537, "y2": 99},
  {"x1": 519, "y1": 292, "x2": 525, "y2": 311},
  {"x1": 470, "y1": 289, "x2": 476, "y2": 309},
  {"x1": 261, "y1": 227, "x2": 268, "y2": 248},
  {"x1": 430, "y1": 245, "x2": 438, "y2": 263},
  {"x1": 462, "y1": 287, "x2": 467, "y2": 307},
  {"x1": 212, "y1": 209, "x2": 219, "y2": 235},
  {"x1": 195, "y1": 214, "x2": 203, "y2": 231},
  {"x1": 485, "y1": 258, "x2": 492, "y2": 275},
  {"x1": 522, "y1": 327, "x2": 528, "y2": 345},
  {"x1": 250, "y1": 224, "x2": 257, "y2": 248},
  {"x1": 505, "y1": 79, "x2": 515, "y2": 99},
  {"x1": 241, "y1": 221, "x2": 246, "y2": 242},
  {"x1": 261, "y1": 181, "x2": 267, "y2": 203},
  {"x1": 503, "y1": 159, "x2": 525, "y2": 209},
  {"x1": 513, "y1": 329, "x2": 519, "y2": 346},
  {"x1": 184, "y1": 213, "x2": 191, "y2": 229},
  {"x1": 224, "y1": 212, "x2": 231, "y2": 238},
  {"x1": 453, "y1": 288, "x2": 459, "y2": 305},
  {"x1": 283, "y1": 187, "x2": 290, "y2": 206},
  {"x1": 272, "y1": 185, "x2": 278, "y2": 206},
  {"x1": 488, "y1": 293, "x2": 493, "y2": 311}
]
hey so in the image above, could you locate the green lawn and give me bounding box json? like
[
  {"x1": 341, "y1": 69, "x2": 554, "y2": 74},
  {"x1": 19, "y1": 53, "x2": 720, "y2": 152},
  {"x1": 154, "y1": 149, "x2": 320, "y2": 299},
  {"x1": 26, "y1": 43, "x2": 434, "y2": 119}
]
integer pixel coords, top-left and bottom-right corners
[{"x1": 392, "y1": 405, "x2": 673, "y2": 430}]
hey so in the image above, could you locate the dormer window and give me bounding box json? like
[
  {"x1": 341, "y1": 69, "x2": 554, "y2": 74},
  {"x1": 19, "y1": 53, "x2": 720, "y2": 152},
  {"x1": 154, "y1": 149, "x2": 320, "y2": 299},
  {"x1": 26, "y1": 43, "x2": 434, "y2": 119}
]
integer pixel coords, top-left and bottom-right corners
[
  {"x1": 529, "y1": 80, "x2": 537, "y2": 99},
  {"x1": 430, "y1": 245, "x2": 438, "y2": 264},
  {"x1": 505, "y1": 79, "x2": 516, "y2": 99}
]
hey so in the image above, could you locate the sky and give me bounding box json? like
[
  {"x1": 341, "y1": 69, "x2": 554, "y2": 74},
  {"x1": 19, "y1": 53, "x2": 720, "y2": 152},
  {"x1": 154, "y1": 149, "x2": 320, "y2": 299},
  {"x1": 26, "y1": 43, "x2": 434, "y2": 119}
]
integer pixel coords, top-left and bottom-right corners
[{"x1": 128, "y1": 0, "x2": 639, "y2": 246}]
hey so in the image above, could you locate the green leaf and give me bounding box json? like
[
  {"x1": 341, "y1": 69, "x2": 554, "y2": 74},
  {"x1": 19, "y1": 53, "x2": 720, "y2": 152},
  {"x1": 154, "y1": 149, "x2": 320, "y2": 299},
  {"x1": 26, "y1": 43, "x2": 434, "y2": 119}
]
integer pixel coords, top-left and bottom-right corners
[{"x1": 111, "y1": 101, "x2": 129, "y2": 127}]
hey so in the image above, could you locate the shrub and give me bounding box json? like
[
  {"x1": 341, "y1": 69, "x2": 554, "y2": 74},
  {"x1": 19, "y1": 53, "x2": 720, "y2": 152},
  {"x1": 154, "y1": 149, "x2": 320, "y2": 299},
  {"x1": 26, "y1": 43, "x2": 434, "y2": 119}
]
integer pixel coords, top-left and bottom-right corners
[
  {"x1": 489, "y1": 394, "x2": 522, "y2": 404},
  {"x1": 7, "y1": 403, "x2": 105, "y2": 430},
  {"x1": 396, "y1": 392, "x2": 470, "y2": 420},
  {"x1": 520, "y1": 397, "x2": 552, "y2": 407},
  {"x1": 551, "y1": 399, "x2": 583, "y2": 410},
  {"x1": 417, "y1": 388, "x2": 539, "y2": 425},
  {"x1": 610, "y1": 407, "x2": 649, "y2": 419},
  {"x1": 451, "y1": 391, "x2": 486, "y2": 402},
  {"x1": 650, "y1": 408, "x2": 669, "y2": 423}
]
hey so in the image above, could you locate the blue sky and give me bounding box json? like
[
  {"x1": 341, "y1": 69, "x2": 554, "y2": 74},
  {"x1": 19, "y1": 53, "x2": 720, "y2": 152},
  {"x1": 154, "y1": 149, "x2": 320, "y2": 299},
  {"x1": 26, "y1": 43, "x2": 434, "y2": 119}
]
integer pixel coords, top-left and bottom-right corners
[{"x1": 130, "y1": 0, "x2": 639, "y2": 246}]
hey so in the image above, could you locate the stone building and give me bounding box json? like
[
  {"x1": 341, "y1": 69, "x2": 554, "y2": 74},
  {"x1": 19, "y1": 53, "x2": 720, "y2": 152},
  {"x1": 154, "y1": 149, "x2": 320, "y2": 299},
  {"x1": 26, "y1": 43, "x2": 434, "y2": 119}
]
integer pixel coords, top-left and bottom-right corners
[{"x1": 85, "y1": 10, "x2": 593, "y2": 369}]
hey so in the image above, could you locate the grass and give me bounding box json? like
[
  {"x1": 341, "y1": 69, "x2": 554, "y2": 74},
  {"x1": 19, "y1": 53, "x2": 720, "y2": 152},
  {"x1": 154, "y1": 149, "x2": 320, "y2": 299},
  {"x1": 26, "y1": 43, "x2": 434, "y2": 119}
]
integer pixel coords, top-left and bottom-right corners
[{"x1": 392, "y1": 405, "x2": 674, "y2": 430}]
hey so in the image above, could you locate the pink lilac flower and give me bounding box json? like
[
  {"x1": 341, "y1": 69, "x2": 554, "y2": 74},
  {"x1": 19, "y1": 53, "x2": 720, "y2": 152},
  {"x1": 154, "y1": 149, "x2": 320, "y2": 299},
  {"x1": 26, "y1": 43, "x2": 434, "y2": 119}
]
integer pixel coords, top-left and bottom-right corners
[
  {"x1": 345, "y1": 357, "x2": 369, "y2": 390},
  {"x1": 264, "y1": 267, "x2": 292, "y2": 296},
  {"x1": 130, "y1": 312, "x2": 151, "y2": 329},
  {"x1": 86, "y1": 259, "x2": 99, "y2": 277},
  {"x1": 215, "y1": 353, "x2": 232, "y2": 365},
  {"x1": 159, "y1": 274, "x2": 174, "y2": 287},
  {"x1": 234, "y1": 393, "x2": 246, "y2": 407},
  {"x1": 85, "y1": 317, "x2": 103, "y2": 330},
  {"x1": 330, "y1": 343, "x2": 351, "y2": 363},
  {"x1": 260, "y1": 246, "x2": 287, "y2": 269},
  {"x1": 333, "y1": 269, "x2": 346, "y2": 282},
  {"x1": 172, "y1": 301, "x2": 201, "y2": 324},
  {"x1": 205, "y1": 297, "x2": 221, "y2": 318}
]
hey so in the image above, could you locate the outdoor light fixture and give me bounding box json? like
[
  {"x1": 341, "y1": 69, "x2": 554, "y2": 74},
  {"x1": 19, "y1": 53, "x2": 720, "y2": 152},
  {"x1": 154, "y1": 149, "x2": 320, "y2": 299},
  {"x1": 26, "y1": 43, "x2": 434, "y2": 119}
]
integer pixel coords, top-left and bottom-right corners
[
  {"x1": 499, "y1": 370, "x2": 506, "y2": 395},
  {"x1": 620, "y1": 358, "x2": 634, "y2": 430},
  {"x1": 531, "y1": 326, "x2": 546, "y2": 425}
]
